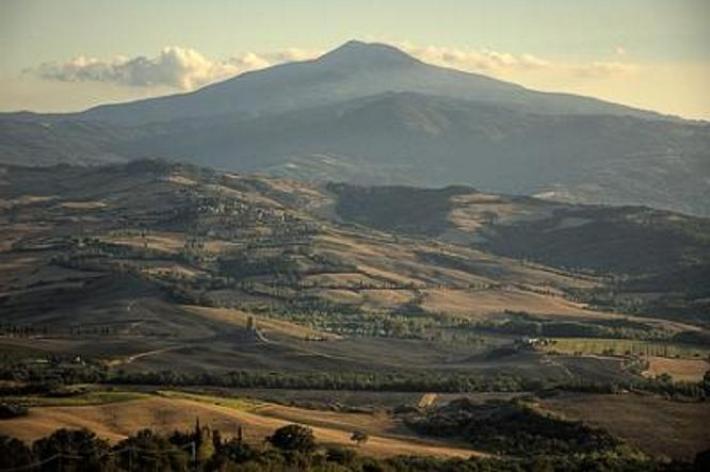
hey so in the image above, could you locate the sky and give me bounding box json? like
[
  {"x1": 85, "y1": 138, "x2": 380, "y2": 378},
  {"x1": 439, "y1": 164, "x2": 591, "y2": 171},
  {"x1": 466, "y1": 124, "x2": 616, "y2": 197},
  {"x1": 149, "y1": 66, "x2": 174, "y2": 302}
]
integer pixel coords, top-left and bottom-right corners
[{"x1": 1, "y1": 0, "x2": 708, "y2": 119}]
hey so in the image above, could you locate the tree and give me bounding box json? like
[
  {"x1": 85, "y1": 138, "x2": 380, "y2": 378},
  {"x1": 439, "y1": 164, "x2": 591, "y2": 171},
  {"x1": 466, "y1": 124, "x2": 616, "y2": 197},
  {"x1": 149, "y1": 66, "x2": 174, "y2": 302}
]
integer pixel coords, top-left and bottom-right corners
[
  {"x1": 32, "y1": 428, "x2": 111, "y2": 472},
  {"x1": 0, "y1": 402, "x2": 28, "y2": 419},
  {"x1": 695, "y1": 448, "x2": 710, "y2": 472},
  {"x1": 326, "y1": 445, "x2": 357, "y2": 465},
  {"x1": 266, "y1": 424, "x2": 316, "y2": 453},
  {"x1": 215, "y1": 438, "x2": 256, "y2": 464},
  {"x1": 115, "y1": 429, "x2": 189, "y2": 472},
  {"x1": 350, "y1": 430, "x2": 369, "y2": 447},
  {"x1": 0, "y1": 435, "x2": 34, "y2": 470}
]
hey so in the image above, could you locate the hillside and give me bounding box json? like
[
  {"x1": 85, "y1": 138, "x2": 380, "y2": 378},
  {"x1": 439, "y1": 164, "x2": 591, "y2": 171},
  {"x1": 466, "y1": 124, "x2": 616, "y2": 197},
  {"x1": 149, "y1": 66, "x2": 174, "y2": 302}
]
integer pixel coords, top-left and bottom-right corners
[
  {"x1": 330, "y1": 182, "x2": 710, "y2": 324},
  {"x1": 1, "y1": 160, "x2": 708, "y2": 383}
]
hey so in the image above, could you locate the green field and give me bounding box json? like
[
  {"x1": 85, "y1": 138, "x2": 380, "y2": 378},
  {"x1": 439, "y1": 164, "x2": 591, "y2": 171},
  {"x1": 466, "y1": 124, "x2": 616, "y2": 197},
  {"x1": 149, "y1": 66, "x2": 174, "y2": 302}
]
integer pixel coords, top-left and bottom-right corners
[
  {"x1": 544, "y1": 338, "x2": 710, "y2": 359},
  {"x1": 2, "y1": 390, "x2": 149, "y2": 407},
  {"x1": 156, "y1": 390, "x2": 259, "y2": 411}
]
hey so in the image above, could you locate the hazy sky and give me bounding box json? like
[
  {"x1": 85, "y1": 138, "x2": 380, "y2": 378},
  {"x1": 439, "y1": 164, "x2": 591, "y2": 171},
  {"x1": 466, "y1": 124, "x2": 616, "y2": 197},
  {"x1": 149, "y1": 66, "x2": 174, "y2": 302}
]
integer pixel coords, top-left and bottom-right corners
[{"x1": 1, "y1": 0, "x2": 708, "y2": 118}]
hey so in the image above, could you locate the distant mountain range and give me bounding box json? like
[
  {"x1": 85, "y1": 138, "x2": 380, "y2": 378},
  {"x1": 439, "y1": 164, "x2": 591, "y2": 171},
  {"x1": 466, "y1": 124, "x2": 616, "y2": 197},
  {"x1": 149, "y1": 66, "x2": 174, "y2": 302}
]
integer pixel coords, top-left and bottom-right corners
[{"x1": 1, "y1": 40, "x2": 709, "y2": 216}]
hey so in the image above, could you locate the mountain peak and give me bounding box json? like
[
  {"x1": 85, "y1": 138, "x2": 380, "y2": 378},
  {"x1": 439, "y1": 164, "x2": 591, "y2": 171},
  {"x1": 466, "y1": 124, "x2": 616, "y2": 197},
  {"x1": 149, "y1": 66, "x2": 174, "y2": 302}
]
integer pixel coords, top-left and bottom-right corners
[{"x1": 317, "y1": 40, "x2": 420, "y2": 67}]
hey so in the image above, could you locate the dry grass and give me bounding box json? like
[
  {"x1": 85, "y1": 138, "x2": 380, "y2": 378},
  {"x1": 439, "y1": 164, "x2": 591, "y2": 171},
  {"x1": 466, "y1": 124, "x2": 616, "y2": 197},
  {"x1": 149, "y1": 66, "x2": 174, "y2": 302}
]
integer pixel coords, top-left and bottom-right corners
[
  {"x1": 0, "y1": 393, "x2": 482, "y2": 458},
  {"x1": 419, "y1": 287, "x2": 596, "y2": 319},
  {"x1": 542, "y1": 393, "x2": 710, "y2": 460},
  {"x1": 164, "y1": 174, "x2": 198, "y2": 186},
  {"x1": 361, "y1": 289, "x2": 416, "y2": 310},
  {"x1": 143, "y1": 264, "x2": 203, "y2": 279},
  {"x1": 315, "y1": 289, "x2": 365, "y2": 305},
  {"x1": 183, "y1": 305, "x2": 340, "y2": 340},
  {"x1": 59, "y1": 201, "x2": 107, "y2": 210},
  {"x1": 417, "y1": 393, "x2": 438, "y2": 408},
  {"x1": 105, "y1": 232, "x2": 186, "y2": 254},
  {"x1": 643, "y1": 356, "x2": 710, "y2": 381},
  {"x1": 301, "y1": 272, "x2": 376, "y2": 287}
]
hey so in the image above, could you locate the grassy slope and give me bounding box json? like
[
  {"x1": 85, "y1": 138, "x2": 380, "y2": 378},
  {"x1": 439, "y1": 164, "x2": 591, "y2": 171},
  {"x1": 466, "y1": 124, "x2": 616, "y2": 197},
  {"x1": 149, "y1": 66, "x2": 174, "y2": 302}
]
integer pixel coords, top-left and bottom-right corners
[
  {"x1": 541, "y1": 393, "x2": 710, "y2": 460},
  {"x1": 0, "y1": 391, "x2": 483, "y2": 458},
  {"x1": 2, "y1": 389, "x2": 707, "y2": 460}
]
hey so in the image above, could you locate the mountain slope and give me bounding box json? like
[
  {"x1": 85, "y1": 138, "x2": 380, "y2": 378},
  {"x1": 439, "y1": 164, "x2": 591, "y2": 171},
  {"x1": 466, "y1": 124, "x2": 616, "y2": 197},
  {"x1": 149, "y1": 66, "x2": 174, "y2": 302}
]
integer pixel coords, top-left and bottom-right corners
[{"x1": 12, "y1": 92, "x2": 702, "y2": 215}]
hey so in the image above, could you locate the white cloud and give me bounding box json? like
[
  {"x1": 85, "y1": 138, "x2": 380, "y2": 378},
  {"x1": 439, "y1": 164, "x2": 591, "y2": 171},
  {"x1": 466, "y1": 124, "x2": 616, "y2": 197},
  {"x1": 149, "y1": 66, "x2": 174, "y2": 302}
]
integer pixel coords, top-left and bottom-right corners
[
  {"x1": 573, "y1": 61, "x2": 638, "y2": 78},
  {"x1": 30, "y1": 46, "x2": 320, "y2": 90},
  {"x1": 396, "y1": 42, "x2": 635, "y2": 80},
  {"x1": 400, "y1": 44, "x2": 550, "y2": 73}
]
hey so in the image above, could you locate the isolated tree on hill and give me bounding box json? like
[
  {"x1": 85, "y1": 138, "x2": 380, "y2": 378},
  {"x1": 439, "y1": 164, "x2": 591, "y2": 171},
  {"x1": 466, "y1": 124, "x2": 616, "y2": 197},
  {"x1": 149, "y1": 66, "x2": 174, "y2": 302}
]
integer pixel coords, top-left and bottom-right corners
[
  {"x1": 350, "y1": 430, "x2": 369, "y2": 446},
  {"x1": 266, "y1": 424, "x2": 316, "y2": 453}
]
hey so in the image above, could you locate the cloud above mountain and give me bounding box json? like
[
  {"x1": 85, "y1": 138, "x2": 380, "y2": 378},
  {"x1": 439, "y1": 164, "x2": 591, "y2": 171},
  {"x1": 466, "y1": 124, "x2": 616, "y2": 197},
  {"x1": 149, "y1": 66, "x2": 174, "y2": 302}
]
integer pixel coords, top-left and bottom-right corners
[
  {"x1": 403, "y1": 44, "x2": 550, "y2": 72},
  {"x1": 30, "y1": 46, "x2": 320, "y2": 90},
  {"x1": 397, "y1": 43, "x2": 636, "y2": 79},
  {"x1": 27, "y1": 42, "x2": 637, "y2": 93}
]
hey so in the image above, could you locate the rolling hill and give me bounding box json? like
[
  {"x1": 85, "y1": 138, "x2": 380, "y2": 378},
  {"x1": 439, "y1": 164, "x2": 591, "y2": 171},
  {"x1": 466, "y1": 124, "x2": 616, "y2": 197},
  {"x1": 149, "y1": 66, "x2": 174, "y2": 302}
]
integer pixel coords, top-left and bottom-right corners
[{"x1": 1, "y1": 160, "x2": 708, "y2": 376}]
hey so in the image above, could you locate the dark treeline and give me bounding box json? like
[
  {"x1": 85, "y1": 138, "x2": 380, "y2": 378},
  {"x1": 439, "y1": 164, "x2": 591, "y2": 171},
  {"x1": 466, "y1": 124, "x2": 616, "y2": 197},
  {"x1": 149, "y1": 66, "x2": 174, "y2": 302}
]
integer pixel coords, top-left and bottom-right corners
[
  {"x1": 110, "y1": 369, "x2": 710, "y2": 400},
  {"x1": 1, "y1": 362, "x2": 709, "y2": 400},
  {"x1": 473, "y1": 311, "x2": 679, "y2": 342},
  {"x1": 0, "y1": 423, "x2": 704, "y2": 472},
  {"x1": 108, "y1": 370, "x2": 537, "y2": 393}
]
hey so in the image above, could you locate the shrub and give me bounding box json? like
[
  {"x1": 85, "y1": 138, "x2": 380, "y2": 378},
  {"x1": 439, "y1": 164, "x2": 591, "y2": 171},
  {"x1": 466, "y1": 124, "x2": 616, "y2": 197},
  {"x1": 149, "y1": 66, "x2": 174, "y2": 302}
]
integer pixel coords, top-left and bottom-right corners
[
  {"x1": 267, "y1": 424, "x2": 316, "y2": 453},
  {"x1": 0, "y1": 402, "x2": 28, "y2": 419}
]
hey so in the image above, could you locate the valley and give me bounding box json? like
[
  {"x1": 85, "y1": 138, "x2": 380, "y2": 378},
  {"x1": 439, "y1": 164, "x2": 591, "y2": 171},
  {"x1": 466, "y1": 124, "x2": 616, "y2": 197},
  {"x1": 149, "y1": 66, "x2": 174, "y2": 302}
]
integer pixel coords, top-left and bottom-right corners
[{"x1": 0, "y1": 160, "x2": 708, "y2": 465}]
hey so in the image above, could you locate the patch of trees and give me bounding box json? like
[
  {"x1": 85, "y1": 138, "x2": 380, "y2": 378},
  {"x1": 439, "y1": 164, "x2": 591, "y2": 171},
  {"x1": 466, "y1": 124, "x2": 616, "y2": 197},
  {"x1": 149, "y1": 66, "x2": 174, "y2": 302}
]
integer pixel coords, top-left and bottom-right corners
[
  {"x1": 0, "y1": 402, "x2": 28, "y2": 419},
  {"x1": 0, "y1": 359, "x2": 109, "y2": 387},
  {"x1": 2, "y1": 359, "x2": 707, "y2": 400},
  {"x1": 406, "y1": 398, "x2": 624, "y2": 456},
  {"x1": 557, "y1": 375, "x2": 709, "y2": 401},
  {"x1": 329, "y1": 183, "x2": 470, "y2": 237},
  {"x1": 219, "y1": 255, "x2": 300, "y2": 280},
  {"x1": 106, "y1": 369, "x2": 541, "y2": 393},
  {"x1": 475, "y1": 311, "x2": 673, "y2": 341},
  {"x1": 0, "y1": 423, "x2": 698, "y2": 472}
]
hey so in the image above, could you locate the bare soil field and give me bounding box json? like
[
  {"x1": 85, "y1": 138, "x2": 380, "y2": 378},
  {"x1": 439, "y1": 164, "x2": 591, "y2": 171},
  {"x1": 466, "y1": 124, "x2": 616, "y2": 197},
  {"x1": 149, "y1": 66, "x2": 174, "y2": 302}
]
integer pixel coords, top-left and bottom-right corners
[{"x1": 643, "y1": 356, "x2": 710, "y2": 382}]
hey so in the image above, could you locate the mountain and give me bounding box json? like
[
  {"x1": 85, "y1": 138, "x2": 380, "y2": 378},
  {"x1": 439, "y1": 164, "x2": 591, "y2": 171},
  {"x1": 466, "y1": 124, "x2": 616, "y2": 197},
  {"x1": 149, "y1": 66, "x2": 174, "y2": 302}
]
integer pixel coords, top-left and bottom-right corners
[
  {"x1": 72, "y1": 40, "x2": 666, "y2": 125},
  {"x1": 1, "y1": 40, "x2": 708, "y2": 215}
]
